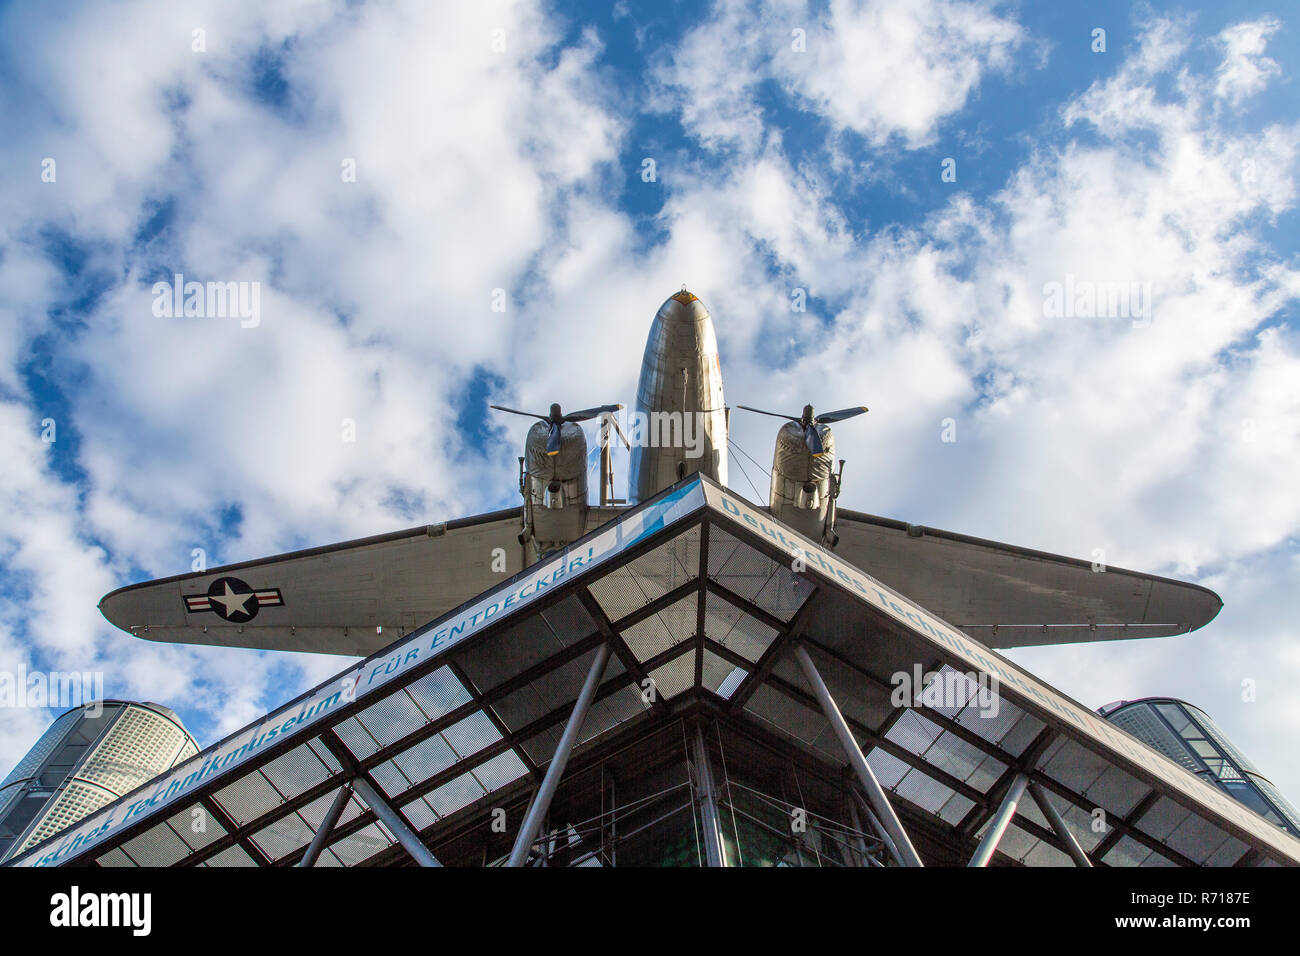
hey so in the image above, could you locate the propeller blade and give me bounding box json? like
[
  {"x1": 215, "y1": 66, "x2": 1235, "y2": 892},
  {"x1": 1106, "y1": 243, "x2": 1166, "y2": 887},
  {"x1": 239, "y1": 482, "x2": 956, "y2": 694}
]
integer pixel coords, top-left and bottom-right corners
[
  {"x1": 546, "y1": 423, "x2": 563, "y2": 456},
  {"x1": 815, "y1": 406, "x2": 869, "y2": 424},
  {"x1": 737, "y1": 405, "x2": 800, "y2": 422},
  {"x1": 490, "y1": 404, "x2": 548, "y2": 422},
  {"x1": 562, "y1": 403, "x2": 623, "y2": 423},
  {"x1": 804, "y1": 424, "x2": 826, "y2": 456}
]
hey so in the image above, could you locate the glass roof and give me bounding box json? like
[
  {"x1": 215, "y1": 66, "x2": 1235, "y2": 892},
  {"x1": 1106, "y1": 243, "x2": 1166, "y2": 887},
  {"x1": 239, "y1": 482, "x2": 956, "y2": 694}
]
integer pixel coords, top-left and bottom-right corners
[{"x1": 8, "y1": 476, "x2": 1300, "y2": 868}]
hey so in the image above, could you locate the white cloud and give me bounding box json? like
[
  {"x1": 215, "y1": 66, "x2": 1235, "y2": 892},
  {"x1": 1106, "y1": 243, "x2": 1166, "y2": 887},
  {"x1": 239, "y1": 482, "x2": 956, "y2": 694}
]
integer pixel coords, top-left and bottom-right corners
[
  {"x1": 776, "y1": 0, "x2": 1023, "y2": 147},
  {"x1": 1214, "y1": 17, "x2": 1282, "y2": 105},
  {"x1": 654, "y1": 0, "x2": 1023, "y2": 152},
  {"x1": 0, "y1": 0, "x2": 627, "y2": 764}
]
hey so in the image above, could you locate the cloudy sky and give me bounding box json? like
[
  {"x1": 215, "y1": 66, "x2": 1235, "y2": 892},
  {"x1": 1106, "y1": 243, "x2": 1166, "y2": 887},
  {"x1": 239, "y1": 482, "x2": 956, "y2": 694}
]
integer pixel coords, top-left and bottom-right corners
[{"x1": 1, "y1": 0, "x2": 1298, "y2": 809}]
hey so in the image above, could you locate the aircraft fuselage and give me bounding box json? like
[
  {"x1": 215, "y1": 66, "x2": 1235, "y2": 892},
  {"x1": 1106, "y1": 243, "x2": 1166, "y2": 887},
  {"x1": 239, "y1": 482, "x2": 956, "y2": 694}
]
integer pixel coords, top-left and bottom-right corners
[{"x1": 628, "y1": 290, "x2": 728, "y2": 502}]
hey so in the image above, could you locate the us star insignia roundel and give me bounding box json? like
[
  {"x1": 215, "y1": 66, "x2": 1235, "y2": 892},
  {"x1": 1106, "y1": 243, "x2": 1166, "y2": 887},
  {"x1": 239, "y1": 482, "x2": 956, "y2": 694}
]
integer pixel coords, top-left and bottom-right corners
[{"x1": 183, "y1": 576, "x2": 284, "y2": 623}]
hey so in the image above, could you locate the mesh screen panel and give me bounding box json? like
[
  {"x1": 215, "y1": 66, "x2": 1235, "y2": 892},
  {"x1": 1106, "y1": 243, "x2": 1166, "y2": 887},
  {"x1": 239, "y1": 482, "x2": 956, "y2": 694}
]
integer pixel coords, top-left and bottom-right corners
[
  {"x1": 619, "y1": 593, "x2": 698, "y2": 662},
  {"x1": 370, "y1": 759, "x2": 416, "y2": 799},
  {"x1": 647, "y1": 651, "x2": 696, "y2": 700},
  {"x1": 864, "y1": 748, "x2": 911, "y2": 790},
  {"x1": 956, "y1": 699, "x2": 1042, "y2": 756},
  {"x1": 470, "y1": 750, "x2": 530, "y2": 792},
  {"x1": 404, "y1": 667, "x2": 472, "y2": 722},
  {"x1": 1165, "y1": 808, "x2": 1239, "y2": 865},
  {"x1": 95, "y1": 847, "x2": 137, "y2": 868},
  {"x1": 520, "y1": 728, "x2": 561, "y2": 766},
  {"x1": 715, "y1": 666, "x2": 747, "y2": 699},
  {"x1": 1103, "y1": 834, "x2": 1176, "y2": 867},
  {"x1": 297, "y1": 789, "x2": 364, "y2": 830},
  {"x1": 203, "y1": 844, "x2": 256, "y2": 867},
  {"x1": 745, "y1": 684, "x2": 827, "y2": 745},
  {"x1": 540, "y1": 595, "x2": 597, "y2": 646},
  {"x1": 1039, "y1": 789, "x2": 1108, "y2": 853},
  {"x1": 893, "y1": 767, "x2": 956, "y2": 815},
  {"x1": 402, "y1": 798, "x2": 438, "y2": 831},
  {"x1": 752, "y1": 566, "x2": 815, "y2": 622},
  {"x1": 168, "y1": 805, "x2": 226, "y2": 851},
  {"x1": 982, "y1": 821, "x2": 1038, "y2": 862},
  {"x1": 425, "y1": 773, "x2": 487, "y2": 818},
  {"x1": 578, "y1": 685, "x2": 649, "y2": 742},
  {"x1": 260, "y1": 744, "x2": 333, "y2": 800},
  {"x1": 925, "y1": 731, "x2": 1006, "y2": 793},
  {"x1": 442, "y1": 711, "x2": 502, "y2": 759},
  {"x1": 589, "y1": 528, "x2": 699, "y2": 620},
  {"x1": 251, "y1": 811, "x2": 316, "y2": 861},
  {"x1": 390, "y1": 734, "x2": 459, "y2": 791},
  {"x1": 330, "y1": 822, "x2": 394, "y2": 866},
  {"x1": 214, "y1": 771, "x2": 284, "y2": 826},
  {"x1": 1141, "y1": 795, "x2": 1192, "y2": 842},
  {"x1": 886, "y1": 710, "x2": 943, "y2": 757},
  {"x1": 1021, "y1": 835, "x2": 1072, "y2": 867},
  {"x1": 1039, "y1": 738, "x2": 1109, "y2": 802},
  {"x1": 355, "y1": 691, "x2": 429, "y2": 749},
  {"x1": 119, "y1": 823, "x2": 191, "y2": 867},
  {"x1": 334, "y1": 716, "x2": 381, "y2": 760},
  {"x1": 939, "y1": 792, "x2": 975, "y2": 825},
  {"x1": 702, "y1": 651, "x2": 746, "y2": 697},
  {"x1": 455, "y1": 617, "x2": 568, "y2": 693},
  {"x1": 702, "y1": 598, "x2": 777, "y2": 662},
  {"x1": 1036, "y1": 741, "x2": 1150, "y2": 820}
]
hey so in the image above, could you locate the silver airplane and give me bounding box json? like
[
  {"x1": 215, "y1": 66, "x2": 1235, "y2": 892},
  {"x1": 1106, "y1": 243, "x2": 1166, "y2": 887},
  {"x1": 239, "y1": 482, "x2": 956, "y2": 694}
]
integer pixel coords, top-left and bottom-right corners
[{"x1": 100, "y1": 289, "x2": 1221, "y2": 656}]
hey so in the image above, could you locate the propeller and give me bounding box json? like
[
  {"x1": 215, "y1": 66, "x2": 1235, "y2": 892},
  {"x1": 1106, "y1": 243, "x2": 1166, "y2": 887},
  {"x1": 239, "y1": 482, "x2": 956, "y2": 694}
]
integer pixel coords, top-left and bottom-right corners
[
  {"x1": 737, "y1": 403, "x2": 868, "y2": 456},
  {"x1": 491, "y1": 402, "x2": 625, "y2": 455}
]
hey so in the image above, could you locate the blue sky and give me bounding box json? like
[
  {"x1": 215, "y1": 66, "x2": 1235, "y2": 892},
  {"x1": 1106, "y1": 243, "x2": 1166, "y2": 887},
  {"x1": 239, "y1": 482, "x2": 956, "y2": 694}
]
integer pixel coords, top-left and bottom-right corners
[{"x1": 2, "y1": 0, "x2": 1299, "y2": 811}]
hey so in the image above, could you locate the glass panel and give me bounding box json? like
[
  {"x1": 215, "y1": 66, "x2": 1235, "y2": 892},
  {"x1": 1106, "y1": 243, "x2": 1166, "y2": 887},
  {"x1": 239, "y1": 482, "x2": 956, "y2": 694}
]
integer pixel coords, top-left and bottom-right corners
[
  {"x1": 588, "y1": 528, "x2": 700, "y2": 621},
  {"x1": 647, "y1": 651, "x2": 696, "y2": 700},
  {"x1": 619, "y1": 593, "x2": 697, "y2": 662},
  {"x1": 702, "y1": 598, "x2": 777, "y2": 662}
]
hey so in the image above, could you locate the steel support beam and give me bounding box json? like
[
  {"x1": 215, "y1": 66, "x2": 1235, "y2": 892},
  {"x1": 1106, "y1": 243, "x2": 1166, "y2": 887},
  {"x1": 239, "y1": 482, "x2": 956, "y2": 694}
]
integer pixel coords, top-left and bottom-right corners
[
  {"x1": 1028, "y1": 780, "x2": 1092, "y2": 867},
  {"x1": 352, "y1": 776, "x2": 441, "y2": 867},
  {"x1": 968, "y1": 772, "x2": 1028, "y2": 867},
  {"x1": 692, "y1": 727, "x2": 727, "y2": 867},
  {"x1": 296, "y1": 783, "x2": 353, "y2": 868},
  {"x1": 792, "y1": 644, "x2": 923, "y2": 867},
  {"x1": 845, "y1": 792, "x2": 883, "y2": 867},
  {"x1": 850, "y1": 789, "x2": 903, "y2": 867},
  {"x1": 507, "y1": 641, "x2": 613, "y2": 867}
]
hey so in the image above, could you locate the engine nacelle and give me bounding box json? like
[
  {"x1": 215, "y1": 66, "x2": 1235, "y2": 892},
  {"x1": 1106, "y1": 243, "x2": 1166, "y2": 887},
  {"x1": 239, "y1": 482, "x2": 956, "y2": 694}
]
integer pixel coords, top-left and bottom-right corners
[
  {"x1": 769, "y1": 421, "x2": 840, "y2": 547},
  {"x1": 522, "y1": 419, "x2": 588, "y2": 555}
]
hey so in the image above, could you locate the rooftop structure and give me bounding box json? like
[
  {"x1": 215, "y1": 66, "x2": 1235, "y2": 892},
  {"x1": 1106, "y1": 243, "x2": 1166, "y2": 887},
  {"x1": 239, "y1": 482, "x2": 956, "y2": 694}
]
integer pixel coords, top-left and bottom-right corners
[{"x1": 7, "y1": 477, "x2": 1297, "y2": 868}]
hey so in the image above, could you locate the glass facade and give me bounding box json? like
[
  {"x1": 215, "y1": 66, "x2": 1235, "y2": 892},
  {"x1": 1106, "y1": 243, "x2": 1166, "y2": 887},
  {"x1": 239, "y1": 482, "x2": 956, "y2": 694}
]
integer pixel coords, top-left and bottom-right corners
[
  {"x1": 1101, "y1": 698, "x2": 1300, "y2": 838},
  {"x1": 357, "y1": 717, "x2": 888, "y2": 867}
]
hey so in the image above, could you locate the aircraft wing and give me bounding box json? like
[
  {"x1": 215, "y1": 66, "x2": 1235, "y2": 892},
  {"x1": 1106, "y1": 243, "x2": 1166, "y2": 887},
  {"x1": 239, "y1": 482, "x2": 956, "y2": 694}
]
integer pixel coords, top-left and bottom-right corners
[
  {"x1": 99, "y1": 509, "x2": 529, "y2": 657},
  {"x1": 834, "y1": 510, "x2": 1222, "y2": 648}
]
